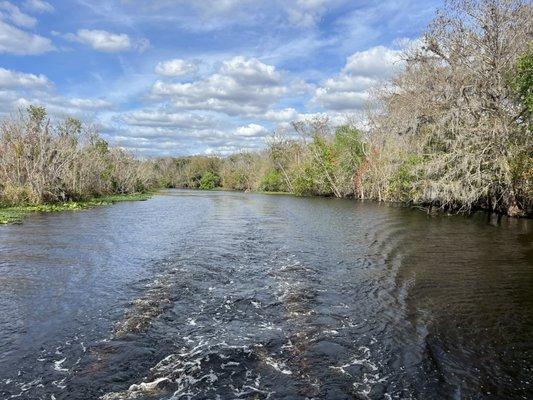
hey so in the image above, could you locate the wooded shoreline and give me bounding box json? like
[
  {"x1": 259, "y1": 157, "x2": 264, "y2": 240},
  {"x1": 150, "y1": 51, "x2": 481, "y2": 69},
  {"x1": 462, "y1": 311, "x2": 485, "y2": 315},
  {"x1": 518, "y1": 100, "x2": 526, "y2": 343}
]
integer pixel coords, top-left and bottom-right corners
[{"x1": 1, "y1": 1, "x2": 531, "y2": 219}]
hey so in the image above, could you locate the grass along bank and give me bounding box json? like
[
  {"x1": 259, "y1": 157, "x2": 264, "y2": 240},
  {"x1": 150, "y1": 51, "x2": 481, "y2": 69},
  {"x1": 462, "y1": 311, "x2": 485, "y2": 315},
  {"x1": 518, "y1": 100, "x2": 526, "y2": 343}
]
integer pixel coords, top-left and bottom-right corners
[{"x1": 0, "y1": 193, "x2": 152, "y2": 225}]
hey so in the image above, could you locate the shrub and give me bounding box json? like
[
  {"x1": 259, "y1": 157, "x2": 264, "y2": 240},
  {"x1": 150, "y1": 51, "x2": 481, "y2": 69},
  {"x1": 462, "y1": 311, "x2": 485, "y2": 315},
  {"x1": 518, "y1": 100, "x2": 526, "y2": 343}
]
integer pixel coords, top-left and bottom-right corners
[
  {"x1": 199, "y1": 171, "x2": 220, "y2": 190},
  {"x1": 259, "y1": 169, "x2": 283, "y2": 192}
]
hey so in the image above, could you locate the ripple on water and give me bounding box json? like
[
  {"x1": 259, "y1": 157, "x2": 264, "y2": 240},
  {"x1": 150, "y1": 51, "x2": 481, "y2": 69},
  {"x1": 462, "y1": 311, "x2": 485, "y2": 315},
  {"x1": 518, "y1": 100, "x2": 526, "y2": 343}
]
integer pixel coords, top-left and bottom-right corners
[{"x1": 0, "y1": 191, "x2": 531, "y2": 399}]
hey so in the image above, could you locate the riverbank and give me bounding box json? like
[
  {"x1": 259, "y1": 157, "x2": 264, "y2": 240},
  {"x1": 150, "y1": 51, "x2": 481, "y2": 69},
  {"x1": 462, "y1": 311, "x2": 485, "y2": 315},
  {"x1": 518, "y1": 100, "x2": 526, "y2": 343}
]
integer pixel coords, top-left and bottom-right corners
[
  {"x1": 187, "y1": 187, "x2": 532, "y2": 219},
  {"x1": 0, "y1": 193, "x2": 152, "y2": 225}
]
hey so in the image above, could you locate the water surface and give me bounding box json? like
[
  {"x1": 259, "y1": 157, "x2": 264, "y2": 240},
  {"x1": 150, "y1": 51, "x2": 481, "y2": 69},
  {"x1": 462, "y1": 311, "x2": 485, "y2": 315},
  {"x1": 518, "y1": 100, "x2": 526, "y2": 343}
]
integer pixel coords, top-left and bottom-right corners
[{"x1": 0, "y1": 190, "x2": 531, "y2": 399}]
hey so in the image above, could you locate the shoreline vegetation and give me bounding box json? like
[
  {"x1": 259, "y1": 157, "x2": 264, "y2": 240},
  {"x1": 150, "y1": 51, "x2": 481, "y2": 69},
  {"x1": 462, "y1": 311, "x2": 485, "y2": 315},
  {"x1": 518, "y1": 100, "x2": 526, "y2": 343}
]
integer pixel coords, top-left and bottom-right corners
[
  {"x1": 0, "y1": 193, "x2": 152, "y2": 224},
  {"x1": 0, "y1": 0, "x2": 531, "y2": 223}
]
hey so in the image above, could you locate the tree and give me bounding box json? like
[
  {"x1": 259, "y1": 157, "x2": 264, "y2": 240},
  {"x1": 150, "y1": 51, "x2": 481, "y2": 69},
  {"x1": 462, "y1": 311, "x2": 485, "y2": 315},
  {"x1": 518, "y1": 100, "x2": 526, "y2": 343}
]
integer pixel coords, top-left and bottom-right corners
[{"x1": 371, "y1": 0, "x2": 532, "y2": 215}]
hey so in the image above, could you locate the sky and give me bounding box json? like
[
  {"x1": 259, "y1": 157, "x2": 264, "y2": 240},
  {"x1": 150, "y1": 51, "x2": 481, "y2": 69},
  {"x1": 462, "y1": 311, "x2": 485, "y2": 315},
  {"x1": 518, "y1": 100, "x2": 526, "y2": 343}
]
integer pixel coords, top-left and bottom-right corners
[{"x1": 0, "y1": 0, "x2": 442, "y2": 156}]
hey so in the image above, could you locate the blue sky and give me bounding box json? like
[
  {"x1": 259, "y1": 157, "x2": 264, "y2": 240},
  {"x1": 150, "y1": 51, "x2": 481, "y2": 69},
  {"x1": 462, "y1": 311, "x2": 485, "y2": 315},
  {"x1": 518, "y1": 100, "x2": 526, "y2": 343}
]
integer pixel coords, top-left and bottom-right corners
[{"x1": 0, "y1": 0, "x2": 441, "y2": 156}]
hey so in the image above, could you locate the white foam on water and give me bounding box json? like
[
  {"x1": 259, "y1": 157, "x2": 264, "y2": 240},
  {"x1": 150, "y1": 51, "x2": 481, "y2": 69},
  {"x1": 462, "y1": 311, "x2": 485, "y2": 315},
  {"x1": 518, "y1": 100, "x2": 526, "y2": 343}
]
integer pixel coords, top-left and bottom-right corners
[
  {"x1": 53, "y1": 358, "x2": 69, "y2": 373},
  {"x1": 232, "y1": 384, "x2": 274, "y2": 398},
  {"x1": 329, "y1": 345, "x2": 386, "y2": 398},
  {"x1": 52, "y1": 377, "x2": 67, "y2": 389},
  {"x1": 262, "y1": 355, "x2": 292, "y2": 375},
  {"x1": 7, "y1": 377, "x2": 44, "y2": 398},
  {"x1": 129, "y1": 377, "x2": 170, "y2": 392}
]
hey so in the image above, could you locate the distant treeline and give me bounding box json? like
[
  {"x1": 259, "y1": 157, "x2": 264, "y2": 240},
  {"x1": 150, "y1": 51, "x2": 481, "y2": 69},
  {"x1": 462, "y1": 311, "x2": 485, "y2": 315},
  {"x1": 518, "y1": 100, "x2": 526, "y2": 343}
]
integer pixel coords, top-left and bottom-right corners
[{"x1": 0, "y1": 0, "x2": 531, "y2": 216}]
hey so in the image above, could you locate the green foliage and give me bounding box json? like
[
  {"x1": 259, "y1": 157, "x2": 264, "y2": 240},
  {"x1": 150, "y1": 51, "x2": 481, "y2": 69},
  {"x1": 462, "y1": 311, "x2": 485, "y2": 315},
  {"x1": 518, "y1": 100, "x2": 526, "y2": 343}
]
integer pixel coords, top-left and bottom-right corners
[
  {"x1": 94, "y1": 138, "x2": 109, "y2": 154},
  {"x1": 388, "y1": 155, "x2": 422, "y2": 201},
  {"x1": 333, "y1": 125, "x2": 366, "y2": 167},
  {"x1": 512, "y1": 45, "x2": 533, "y2": 114},
  {"x1": 307, "y1": 134, "x2": 336, "y2": 195},
  {"x1": 259, "y1": 169, "x2": 283, "y2": 192},
  {"x1": 509, "y1": 147, "x2": 533, "y2": 211},
  {"x1": 59, "y1": 117, "x2": 82, "y2": 139},
  {"x1": 185, "y1": 156, "x2": 221, "y2": 188},
  {"x1": 0, "y1": 193, "x2": 152, "y2": 224},
  {"x1": 0, "y1": 208, "x2": 26, "y2": 224},
  {"x1": 27, "y1": 105, "x2": 46, "y2": 127},
  {"x1": 291, "y1": 164, "x2": 316, "y2": 196},
  {"x1": 199, "y1": 171, "x2": 220, "y2": 190}
]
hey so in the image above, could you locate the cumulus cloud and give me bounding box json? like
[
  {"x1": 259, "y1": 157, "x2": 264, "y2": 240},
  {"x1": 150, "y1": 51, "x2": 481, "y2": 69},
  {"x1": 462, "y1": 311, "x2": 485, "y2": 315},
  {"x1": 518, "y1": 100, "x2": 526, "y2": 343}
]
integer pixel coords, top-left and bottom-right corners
[
  {"x1": 235, "y1": 123, "x2": 268, "y2": 137},
  {"x1": 0, "y1": 67, "x2": 114, "y2": 120},
  {"x1": 342, "y1": 45, "x2": 403, "y2": 78},
  {"x1": 264, "y1": 107, "x2": 299, "y2": 122},
  {"x1": 152, "y1": 56, "x2": 286, "y2": 116},
  {"x1": 8, "y1": 95, "x2": 112, "y2": 119},
  {"x1": 155, "y1": 59, "x2": 198, "y2": 77},
  {"x1": 0, "y1": 20, "x2": 55, "y2": 54},
  {"x1": 312, "y1": 45, "x2": 403, "y2": 111},
  {"x1": 121, "y1": 109, "x2": 216, "y2": 129},
  {"x1": 102, "y1": 120, "x2": 267, "y2": 157},
  {"x1": 219, "y1": 56, "x2": 280, "y2": 85},
  {"x1": 24, "y1": 0, "x2": 54, "y2": 13},
  {"x1": 0, "y1": 67, "x2": 51, "y2": 89},
  {"x1": 0, "y1": 1, "x2": 36, "y2": 28},
  {"x1": 66, "y1": 29, "x2": 149, "y2": 53}
]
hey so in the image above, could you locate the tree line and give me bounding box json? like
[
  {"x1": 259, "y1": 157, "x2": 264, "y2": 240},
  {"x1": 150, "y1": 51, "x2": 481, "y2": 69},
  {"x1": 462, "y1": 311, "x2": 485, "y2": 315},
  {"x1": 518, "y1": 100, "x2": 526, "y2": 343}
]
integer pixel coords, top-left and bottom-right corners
[
  {"x1": 0, "y1": 106, "x2": 153, "y2": 206},
  {"x1": 0, "y1": 0, "x2": 531, "y2": 216}
]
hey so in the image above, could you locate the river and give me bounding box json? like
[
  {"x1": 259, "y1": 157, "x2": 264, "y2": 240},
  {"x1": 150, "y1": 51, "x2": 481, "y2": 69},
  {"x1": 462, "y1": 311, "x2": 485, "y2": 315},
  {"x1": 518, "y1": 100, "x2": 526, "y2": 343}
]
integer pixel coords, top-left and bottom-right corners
[{"x1": 0, "y1": 190, "x2": 531, "y2": 399}]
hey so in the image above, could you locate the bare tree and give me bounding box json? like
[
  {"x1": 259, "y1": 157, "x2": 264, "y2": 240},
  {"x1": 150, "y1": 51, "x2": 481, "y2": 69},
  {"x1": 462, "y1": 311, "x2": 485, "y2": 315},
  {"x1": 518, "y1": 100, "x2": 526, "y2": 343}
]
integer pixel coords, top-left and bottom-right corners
[{"x1": 370, "y1": 0, "x2": 532, "y2": 215}]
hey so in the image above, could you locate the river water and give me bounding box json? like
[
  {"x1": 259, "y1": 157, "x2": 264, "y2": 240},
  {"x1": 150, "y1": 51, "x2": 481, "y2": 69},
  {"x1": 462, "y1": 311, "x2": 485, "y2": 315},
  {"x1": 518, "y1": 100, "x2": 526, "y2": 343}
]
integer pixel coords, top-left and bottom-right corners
[{"x1": 0, "y1": 190, "x2": 531, "y2": 400}]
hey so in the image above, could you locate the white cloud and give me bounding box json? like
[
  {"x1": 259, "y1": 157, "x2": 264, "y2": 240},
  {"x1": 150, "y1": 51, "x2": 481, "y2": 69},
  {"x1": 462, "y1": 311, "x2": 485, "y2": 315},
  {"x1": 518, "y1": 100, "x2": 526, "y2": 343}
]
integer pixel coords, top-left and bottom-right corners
[
  {"x1": 0, "y1": 20, "x2": 55, "y2": 54},
  {"x1": 24, "y1": 0, "x2": 54, "y2": 13},
  {"x1": 0, "y1": 1, "x2": 36, "y2": 28},
  {"x1": 0, "y1": 68, "x2": 115, "y2": 120},
  {"x1": 0, "y1": 67, "x2": 51, "y2": 89},
  {"x1": 66, "y1": 29, "x2": 149, "y2": 53},
  {"x1": 67, "y1": 98, "x2": 111, "y2": 109},
  {"x1": 264, "y1": 107, "x2": 299, "y2": 122},
  {"x1": 70, "y1": 29, "x2": 131, "y2": 52},
  {"x1": 121, "y1": 109, "x2": 216, "y2": 129},
  {"x1": 100, "y1": 120, "x2": 268, "y2": 157},
  {"x1": 312, "y1": 45, "x2": 404, "y2": 111},
  {"x1": 155, "y1": 59, "x2": 198, "y2": 77},
  {"x1": 152, "y1": 56, "x2": 286, "y2": 116},
  {"x1": 219, "y1": 56, "x2": 280, "y2": 85},
  {"x1": 235, "y1": 123, "x2": 268, "y2": 137},
  {"x1": 343, "y1": 45, "x2": 403, "y2": 78}
]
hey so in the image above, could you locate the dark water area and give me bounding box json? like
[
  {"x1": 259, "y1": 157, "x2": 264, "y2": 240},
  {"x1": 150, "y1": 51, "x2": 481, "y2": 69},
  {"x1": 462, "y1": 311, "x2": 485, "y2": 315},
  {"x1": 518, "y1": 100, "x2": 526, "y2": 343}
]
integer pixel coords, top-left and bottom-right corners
[{"x1": 0, "y1": 189, "x2": 531, "y2": 400}]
